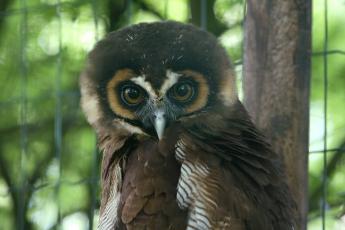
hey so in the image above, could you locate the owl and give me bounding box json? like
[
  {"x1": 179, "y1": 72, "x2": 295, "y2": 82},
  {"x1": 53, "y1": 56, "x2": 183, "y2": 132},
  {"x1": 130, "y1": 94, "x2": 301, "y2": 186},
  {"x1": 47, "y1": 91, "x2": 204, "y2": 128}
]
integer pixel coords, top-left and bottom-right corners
[{"x1": 80, "y1": 21, "x2": 297, "y2": 230}]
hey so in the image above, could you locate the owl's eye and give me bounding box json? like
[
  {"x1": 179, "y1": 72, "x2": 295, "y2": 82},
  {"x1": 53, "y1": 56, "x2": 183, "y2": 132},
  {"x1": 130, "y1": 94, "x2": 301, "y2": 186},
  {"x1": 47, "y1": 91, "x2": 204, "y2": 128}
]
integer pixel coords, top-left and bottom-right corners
[
  {"x1": 169, "y1": 81, "x2": 195, "y2": 103},
  {"x1": 121, "y1": 85, "x2": 145, "y2": 106}
]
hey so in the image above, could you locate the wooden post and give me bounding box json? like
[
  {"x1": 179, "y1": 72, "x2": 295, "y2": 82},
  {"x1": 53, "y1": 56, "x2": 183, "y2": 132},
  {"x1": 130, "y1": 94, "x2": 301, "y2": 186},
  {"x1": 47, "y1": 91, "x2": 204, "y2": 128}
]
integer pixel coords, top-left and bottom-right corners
[{"x1": 243, "y1": 1, "x2": 311, "y2": 229}]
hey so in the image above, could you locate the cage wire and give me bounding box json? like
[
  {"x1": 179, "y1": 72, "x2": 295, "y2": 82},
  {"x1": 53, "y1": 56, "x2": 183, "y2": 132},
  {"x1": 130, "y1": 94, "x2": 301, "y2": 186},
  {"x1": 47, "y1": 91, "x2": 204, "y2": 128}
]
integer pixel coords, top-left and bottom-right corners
[
  {"x1": 0, "y1": 0, "x2": 344, "y2": 229},
  {"x1": 19, "y1": 0, "x2": 28, "y2": 229},
  {"x1": 322, "y1": 0, "x2": 328, "y2": 229}
]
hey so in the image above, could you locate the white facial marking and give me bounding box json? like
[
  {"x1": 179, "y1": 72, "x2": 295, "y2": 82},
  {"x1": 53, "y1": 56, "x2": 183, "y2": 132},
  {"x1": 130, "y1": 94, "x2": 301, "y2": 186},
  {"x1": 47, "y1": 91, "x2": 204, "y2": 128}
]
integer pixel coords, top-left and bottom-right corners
[
  {"x1": 113, "y1": 118, "x2": 146, "y2": 135},
  {"x1": 130, "y1": 75, "x2": 157, "y2": 99},
  {"x1": 160, "y1": 70, "x2": 181, "y2": 96},
  {"x1": 153, "y1": 109, "x2": 166, "y2": 140},
  {"x1": 80, "y1": 76, "x2": 103, "y2": 126},
  {"x1": 219, "y1": 69, "x2": 238, "y2": 106},
  {"x1": 82, "y1": 96, "x2": 102, "y2": 125}
]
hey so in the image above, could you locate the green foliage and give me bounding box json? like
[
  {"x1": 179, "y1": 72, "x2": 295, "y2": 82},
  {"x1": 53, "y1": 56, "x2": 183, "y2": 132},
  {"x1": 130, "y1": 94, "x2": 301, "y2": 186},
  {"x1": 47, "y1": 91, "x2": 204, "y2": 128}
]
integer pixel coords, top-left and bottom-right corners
[
  {"x1": 308, "y1": 0, "x2": 345, "y2": 229},
  {"x1": 0, "y1": 0, "x2": 344, "y2": 229}
]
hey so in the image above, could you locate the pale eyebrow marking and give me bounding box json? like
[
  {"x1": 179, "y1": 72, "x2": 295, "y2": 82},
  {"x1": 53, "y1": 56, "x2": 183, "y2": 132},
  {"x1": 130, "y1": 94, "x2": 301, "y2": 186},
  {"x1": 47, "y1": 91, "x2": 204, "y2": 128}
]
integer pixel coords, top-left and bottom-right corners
[
  {"x1": 130, "y1": 70, "x2": 181, "y2": 100},
  {"x1": 159, "y1": 69, "x2": 181, "y2": 95},
  {"x1": 130, "y1": 75, "x2": 157, "y2": 99}
]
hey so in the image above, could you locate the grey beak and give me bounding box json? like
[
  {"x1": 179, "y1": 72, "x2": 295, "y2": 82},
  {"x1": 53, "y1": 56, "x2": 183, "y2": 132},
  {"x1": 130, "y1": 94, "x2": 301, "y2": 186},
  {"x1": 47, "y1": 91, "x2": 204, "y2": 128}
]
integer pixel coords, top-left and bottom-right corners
[{"x1": 153, "y1": 109, "x2": 166, "y2": 140}]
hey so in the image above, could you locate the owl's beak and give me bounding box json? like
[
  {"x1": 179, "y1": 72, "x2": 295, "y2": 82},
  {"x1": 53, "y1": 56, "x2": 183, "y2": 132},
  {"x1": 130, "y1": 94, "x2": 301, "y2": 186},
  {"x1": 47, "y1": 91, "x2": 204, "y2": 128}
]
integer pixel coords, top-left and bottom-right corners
[{"x1": 153, "y1": 109, "x2": 166, "y2": 140}]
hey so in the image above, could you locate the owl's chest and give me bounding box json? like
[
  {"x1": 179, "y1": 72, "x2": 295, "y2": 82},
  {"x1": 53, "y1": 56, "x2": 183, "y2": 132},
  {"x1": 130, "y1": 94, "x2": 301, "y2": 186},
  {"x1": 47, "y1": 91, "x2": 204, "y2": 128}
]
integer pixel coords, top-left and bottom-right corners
[{"x1": 118, "y1": 139, "x2": 187, "y2": 229}]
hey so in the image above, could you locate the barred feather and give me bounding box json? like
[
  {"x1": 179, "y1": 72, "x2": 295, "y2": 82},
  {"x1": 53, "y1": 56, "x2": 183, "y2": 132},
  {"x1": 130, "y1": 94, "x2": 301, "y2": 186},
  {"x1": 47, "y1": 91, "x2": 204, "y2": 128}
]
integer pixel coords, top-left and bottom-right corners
[
  {"x1": 176, "y1": 140, "x2": 232, "y2": 230},
  {"x1": 174, "y1": 102, "x2": 297, "y2": 230}
]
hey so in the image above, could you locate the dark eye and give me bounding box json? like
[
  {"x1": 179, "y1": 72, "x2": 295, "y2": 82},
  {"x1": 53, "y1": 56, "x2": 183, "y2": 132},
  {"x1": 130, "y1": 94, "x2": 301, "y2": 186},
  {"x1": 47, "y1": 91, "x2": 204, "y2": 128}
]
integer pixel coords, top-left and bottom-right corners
[
  {"x1": 169, "y1": 81, "x2": 195, "y2": 103},
  {"x1": 121, "y1": 85, "x2": 145, "y2": 106}
]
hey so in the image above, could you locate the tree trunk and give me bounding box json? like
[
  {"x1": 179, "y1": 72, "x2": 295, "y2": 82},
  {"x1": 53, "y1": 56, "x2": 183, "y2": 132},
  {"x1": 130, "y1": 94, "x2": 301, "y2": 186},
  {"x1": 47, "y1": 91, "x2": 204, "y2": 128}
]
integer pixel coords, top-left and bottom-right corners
[{"x1": 243, "y1": 1, "x2": 311, "y2": 229}]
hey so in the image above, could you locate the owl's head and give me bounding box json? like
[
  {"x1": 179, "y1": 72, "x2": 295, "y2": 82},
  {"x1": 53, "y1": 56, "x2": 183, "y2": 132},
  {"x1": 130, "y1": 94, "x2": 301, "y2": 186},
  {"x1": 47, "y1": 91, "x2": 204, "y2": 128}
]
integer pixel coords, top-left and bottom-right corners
[{"x1": 80, "y1": 21, "x2": 237, "y2": 140}]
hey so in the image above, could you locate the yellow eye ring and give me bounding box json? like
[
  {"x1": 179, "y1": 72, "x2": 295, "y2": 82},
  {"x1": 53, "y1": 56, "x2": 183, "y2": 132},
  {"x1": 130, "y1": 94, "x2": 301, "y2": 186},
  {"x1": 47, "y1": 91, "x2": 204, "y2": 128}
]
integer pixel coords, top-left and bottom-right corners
[
  {"x1": 121, "y1": 85, "x2": 145, "y2": 106},
  {"x1": 170, "y1": 81, "x2": 195, "y2": 103}
]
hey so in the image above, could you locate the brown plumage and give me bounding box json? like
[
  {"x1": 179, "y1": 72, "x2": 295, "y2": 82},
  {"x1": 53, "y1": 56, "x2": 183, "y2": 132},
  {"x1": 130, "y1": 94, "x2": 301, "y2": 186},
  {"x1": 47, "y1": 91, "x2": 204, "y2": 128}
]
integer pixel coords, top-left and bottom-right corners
[{"x1": 80, "y1": 21, "x2": 297, "y2": 229}]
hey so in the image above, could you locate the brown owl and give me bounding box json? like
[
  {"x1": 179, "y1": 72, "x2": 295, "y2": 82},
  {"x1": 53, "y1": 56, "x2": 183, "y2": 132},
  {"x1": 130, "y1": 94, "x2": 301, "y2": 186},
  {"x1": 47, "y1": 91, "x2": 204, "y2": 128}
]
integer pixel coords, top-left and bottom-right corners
[{"x1": 80, "y1": 21, "x2": 297, "y2": 230}]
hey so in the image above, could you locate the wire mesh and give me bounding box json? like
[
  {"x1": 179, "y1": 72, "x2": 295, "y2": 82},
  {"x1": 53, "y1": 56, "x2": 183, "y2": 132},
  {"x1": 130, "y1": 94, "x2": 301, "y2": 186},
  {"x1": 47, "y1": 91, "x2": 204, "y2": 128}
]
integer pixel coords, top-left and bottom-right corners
[
  {"x1": 54, "y1": 0, "x2": 63, "y2": 227},
  {"x1": 19, "y1": 0, "x2": 28, "y2": 228},
  {"x1": 321, "y1": 0, "x2": 328, "y2": 228},
  {"x1": 88, "y1": 1, "x2": 99, "y2": 228},
  {"x1": 0, "y1": 0, "x2": 344, "y2": 229}
]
